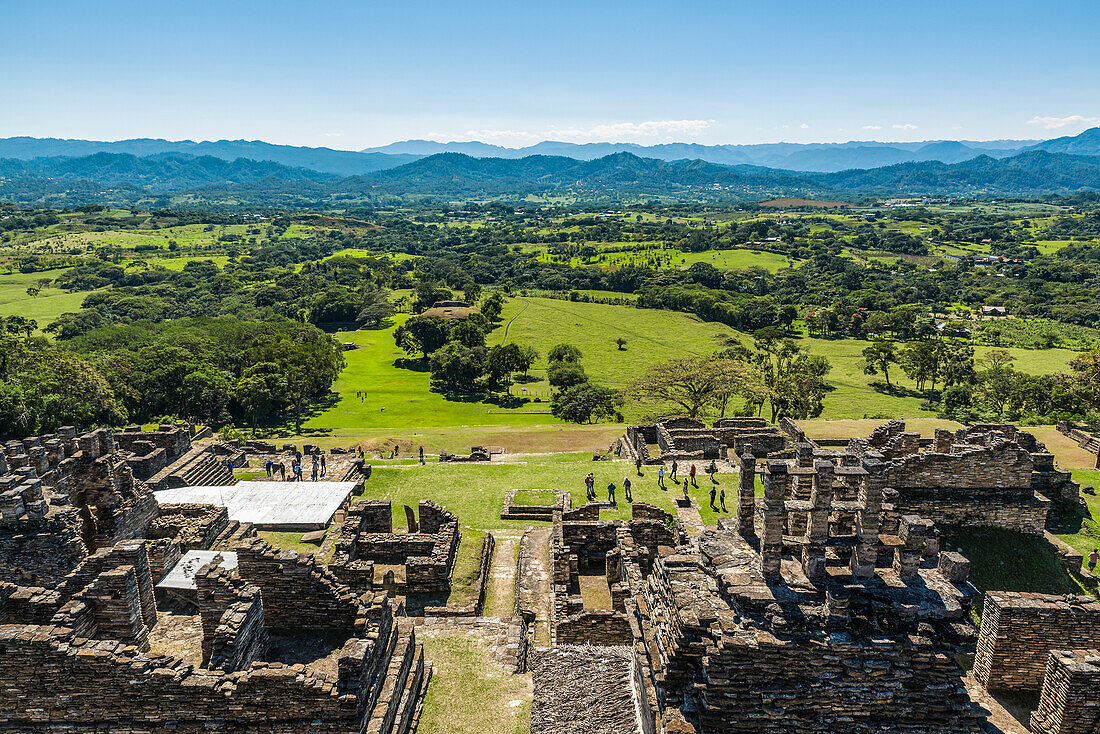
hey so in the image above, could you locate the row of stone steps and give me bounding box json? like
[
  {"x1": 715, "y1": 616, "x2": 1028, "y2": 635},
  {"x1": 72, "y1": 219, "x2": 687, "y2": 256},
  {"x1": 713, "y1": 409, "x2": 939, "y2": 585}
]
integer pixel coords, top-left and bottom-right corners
[
  {"x1": 366, "y1": 618, "x2": 428, "y2": 734},
  {"x1": 210, "y1": 519, "x2": 256, "y2": 551}
]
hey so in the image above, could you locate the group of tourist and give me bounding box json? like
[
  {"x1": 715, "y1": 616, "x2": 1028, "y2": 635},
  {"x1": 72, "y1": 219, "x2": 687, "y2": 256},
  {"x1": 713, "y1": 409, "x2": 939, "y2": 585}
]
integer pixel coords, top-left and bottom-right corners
[
  {"x1": 585, "y1": 459, "x2": 730, "y2": 510},
  {"x1": 263, "y1": 449, "x2": 327, "y2": 482},
  {"x1": 583, "y1": 459, "x2": 729, "y2": 511}
]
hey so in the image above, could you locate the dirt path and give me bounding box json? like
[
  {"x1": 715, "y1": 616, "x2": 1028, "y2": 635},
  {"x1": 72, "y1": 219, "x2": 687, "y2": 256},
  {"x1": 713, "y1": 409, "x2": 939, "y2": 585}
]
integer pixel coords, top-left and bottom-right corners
[
  {"x1": 497, "y1": 300, "x2": 530, "y2": 345},
  {"x1": 675, "y1": 498, "x2": 705, "y2": 535},
  {"x1": 486, "y1": 530, "x2": 522, "y2": 617},
  {"x1": 526, "y1": 527, "x2": 553, "y2": 646}
]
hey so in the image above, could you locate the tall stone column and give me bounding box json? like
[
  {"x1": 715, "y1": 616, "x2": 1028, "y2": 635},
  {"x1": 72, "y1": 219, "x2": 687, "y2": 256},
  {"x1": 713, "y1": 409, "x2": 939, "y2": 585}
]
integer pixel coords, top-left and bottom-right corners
[
  {"x1": 801, "y1": 460, "x2": 833, "y2": 581},
  {"x1": 737, "y1": 451, "x2": 756, "y2": 537},
  {"x1": 894, "y1": 515, "x2": 933, "y2": 581},
  {"x1": 852, "y1": 463, "x2": 885, "y2": 580},
  {"x1": 761, "y1": 459, "x2": 787, "y2": 577}
]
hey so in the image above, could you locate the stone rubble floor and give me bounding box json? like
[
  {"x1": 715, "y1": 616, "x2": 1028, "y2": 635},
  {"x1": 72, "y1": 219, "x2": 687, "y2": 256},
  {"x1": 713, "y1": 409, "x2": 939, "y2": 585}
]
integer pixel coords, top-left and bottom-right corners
[{"x1": 530, "y1": 645, "x2": 640, "y2": 734}]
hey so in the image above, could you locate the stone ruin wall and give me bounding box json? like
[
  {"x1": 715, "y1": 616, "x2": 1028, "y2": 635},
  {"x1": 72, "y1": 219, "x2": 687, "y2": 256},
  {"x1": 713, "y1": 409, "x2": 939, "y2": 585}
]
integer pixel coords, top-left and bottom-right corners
[
  {"x1": 329, "y1": 500, "x2": 460, "y2": 595},
  {"x1": 0, "y1": 538, "x2": 426, "y2": 733},
  {"x1": 1030, "y1": 649, "x2": 1100, "y2": 734},
  {"x1": 0, "y1": 621, "x2": 390, "y2": 732},
  {"x1": 973, "y1": 591, "x2": 1100, "y2": 692},
  {"x1": 236, "y1": 538, "x2": 371, "y2": 633},
  {"x1": 146, "y1": 503, "x2": 230, "y2": 551}
]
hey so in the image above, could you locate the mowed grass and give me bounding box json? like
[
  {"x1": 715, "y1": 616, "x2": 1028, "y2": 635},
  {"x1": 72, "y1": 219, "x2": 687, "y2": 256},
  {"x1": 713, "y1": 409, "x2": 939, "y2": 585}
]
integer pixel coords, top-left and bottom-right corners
[
  {"x1": 798, "y1": 336, "x2": 1077, "y2": 420},
  {"x1": 354, "y1": 453, "x2": 728, "y2": 531},
  {"x1": 495, "y1": 296, "x2": 734, "y2": 394},
  {"x1": 539, "y1": 246, "x2": 792, "y2": 274},
  {"x1": 0, "y1": 269, "x2": 95, "y2": 328},
  {"x1": 416, "y1": 633, "x2": 532, "y2": 734},
  {"x1": 301, "y1": 316, "x2": 556, "y2": 434},
  {"x1": 302, "y1": 296, "x2": 1085, "y2": 438}
]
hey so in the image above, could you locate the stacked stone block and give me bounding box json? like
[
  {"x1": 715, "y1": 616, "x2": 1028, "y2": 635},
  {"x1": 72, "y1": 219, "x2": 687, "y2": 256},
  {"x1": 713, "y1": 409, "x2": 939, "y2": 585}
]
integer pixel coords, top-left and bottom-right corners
[
  {"x1": 1030, "y1": 649, "x2": 1100, "y2": 734},
  {"x1": 974, "y1": 591, "x2": 1100, "y2": 692}
]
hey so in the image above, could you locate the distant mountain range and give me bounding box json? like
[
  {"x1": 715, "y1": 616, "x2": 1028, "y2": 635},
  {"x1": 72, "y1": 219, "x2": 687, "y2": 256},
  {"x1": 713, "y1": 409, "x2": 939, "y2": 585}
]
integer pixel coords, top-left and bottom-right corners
[
  {"x1": 0, "y1": 137, "x2": 417, "y2": 177},
  {"x1": 359, "y1": 137, "x2": 1052, "y2": 172},
  {"x1": 3, "y1": 129, "x2": 1100, "y2": 204},
  {"x1": 4, "y1": 130, "x2": 1100, "y2": 177}
]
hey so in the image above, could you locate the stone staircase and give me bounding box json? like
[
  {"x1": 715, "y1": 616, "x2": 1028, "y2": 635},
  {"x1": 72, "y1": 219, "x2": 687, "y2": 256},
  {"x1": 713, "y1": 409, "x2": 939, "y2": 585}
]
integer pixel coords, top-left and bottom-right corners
[
  {"x1": 210, "y1": 519, "x2": 256, "y2": 550},
  {"x1": 368, "y1": 618, "x2": 428, "y2": 734},
  {"x1": 151, "y1": 446, "x2": 236, "y2": 490}
]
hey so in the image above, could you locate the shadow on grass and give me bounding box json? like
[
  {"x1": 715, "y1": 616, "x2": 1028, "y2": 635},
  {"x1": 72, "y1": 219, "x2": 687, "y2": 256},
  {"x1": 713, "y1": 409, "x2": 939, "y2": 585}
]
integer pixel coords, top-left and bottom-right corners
[
  {"x1": 393, "y1": 357, "x2": 430, "y2": 372},
  {"x1": 940, "y1": 527, "x2": 1089, "y2": 618},
  {"x1": 867, "y1": 380, "x2": 923, "y2": 398}
]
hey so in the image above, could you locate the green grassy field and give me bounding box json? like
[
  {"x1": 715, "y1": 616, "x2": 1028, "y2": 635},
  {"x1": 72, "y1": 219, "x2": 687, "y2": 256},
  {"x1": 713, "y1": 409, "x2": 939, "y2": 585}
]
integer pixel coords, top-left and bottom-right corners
[
  {"x1": 538, "y1": 246, "x2": 792, "y2": 274},
  {"x1": 301, "y1": 317, "x2": 553, "y2": 434},
  {"x1": 495, "y1": 296, "x2": 734, "y2": 398},
  {"x1": 354, "y1": 452, "x2": 733, "y2": 530},
  {"x1": 0, "y1": 270, "x2": 95, "y2": 327},
  {"x1": 798, "y1": 336, "x2": 1077, "y2": 420},
  {"x1": 301, "y1": 296, "x2": 1084, "y2": 438}
]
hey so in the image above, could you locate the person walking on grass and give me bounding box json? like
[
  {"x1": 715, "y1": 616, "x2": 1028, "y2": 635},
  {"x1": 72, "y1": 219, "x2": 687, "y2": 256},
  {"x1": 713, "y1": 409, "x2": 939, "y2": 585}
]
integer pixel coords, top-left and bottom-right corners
[
  {"x1": 720, "y1": 487, "x2": 727, "y2": 512},
  {"x1": 1090, "y1": 548, "x2": 1099, "y2": 572},
  {"x1": 709, "y1": 485, "x2": 717, "y2": 510},
  {"x1": 658, "y1": 465, "x2": 666, "y2": 489},
  {"x1": 682, "y1": 477, "x2": 690, "y2": 503},
  {"x1": 689, "y1": 464, "x2": 697, "y2": 488},
  {"x1": 623, "y1": 476, "x2": 632, "y2": 502},
  {"x1": 585, "y1": 473, "x2": 595, "y2": 502},
  {"x1": 608, "y1": 482, "x2": 616, "y2": 505},
  {"x1": 671, "y1": 460, "x2": 679, "y2": 482},
  {"x1": 635, "y1": 457, "x2": 643, "y2": 476},
  {"x1": 419, "y1": 446, "x2": 425, "y2": 465},
  {"x1": 709, "y1": 460, "x2": 718, "y2": 483}
]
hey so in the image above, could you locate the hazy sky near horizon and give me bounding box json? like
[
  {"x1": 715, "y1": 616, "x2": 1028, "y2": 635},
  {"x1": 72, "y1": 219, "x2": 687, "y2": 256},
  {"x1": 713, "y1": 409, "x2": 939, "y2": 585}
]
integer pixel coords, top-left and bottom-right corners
[{"x1": 3, "y1": 0, "x2": 1099, "y2": 150}]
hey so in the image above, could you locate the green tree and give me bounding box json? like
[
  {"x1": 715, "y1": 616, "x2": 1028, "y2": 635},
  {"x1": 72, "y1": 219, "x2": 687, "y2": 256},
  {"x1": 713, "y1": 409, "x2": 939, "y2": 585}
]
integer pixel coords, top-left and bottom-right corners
[
  {"x1": 547, "y1": 361, "x2": 588, "y2": 389},
  {"x1": 480, "y1": 292, "x2": 505, "y2": 321},
  {"x1": 862, "y1": 340, "x2": 899, "y2": 387},
  {"x1": 394, "y1": 315, "x2": 450, "y2": 359},
  {"x1": 429, "y1": 342, "x2": 486, "y2": 393},
  {"x1": 551, "y1": 382, "x2": 621, "y2": 424},
  {"x1": 626, "y1": 355, "x2": 757, "y2": 419},
  {"x1": 615, "y1": 337, "x2": 627, "y2": 351},
  {"x1": 548, "y1": 343, "x2": 583, "y2": 364}
]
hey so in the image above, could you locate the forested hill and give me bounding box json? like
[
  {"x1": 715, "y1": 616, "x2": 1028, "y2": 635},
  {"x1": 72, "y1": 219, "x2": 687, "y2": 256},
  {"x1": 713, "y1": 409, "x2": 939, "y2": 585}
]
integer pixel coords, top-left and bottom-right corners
[
  {"x1": 0, "y1": 153, "x2": 337, "y2": 191},
  {"x1": 4, "y1": 147, "x2": 1100, "y2": 204}
]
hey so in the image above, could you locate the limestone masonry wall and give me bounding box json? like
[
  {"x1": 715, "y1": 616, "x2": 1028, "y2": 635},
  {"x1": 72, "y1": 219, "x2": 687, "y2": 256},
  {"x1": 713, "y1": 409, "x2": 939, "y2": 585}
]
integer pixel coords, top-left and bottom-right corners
[
  {"x1": 1030, "y1": 649, "x2": 1100, "y2": 734},
  {"x1": 974, "y1": 591, "x2": 1100, "y2": 692}
]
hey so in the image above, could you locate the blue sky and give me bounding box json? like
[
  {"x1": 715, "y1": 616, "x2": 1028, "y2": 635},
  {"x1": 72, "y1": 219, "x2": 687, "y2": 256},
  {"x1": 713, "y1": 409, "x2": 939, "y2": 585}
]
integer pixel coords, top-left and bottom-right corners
[{"x1": 2, "y1": 0, "x2": 1098, "y2": 149}]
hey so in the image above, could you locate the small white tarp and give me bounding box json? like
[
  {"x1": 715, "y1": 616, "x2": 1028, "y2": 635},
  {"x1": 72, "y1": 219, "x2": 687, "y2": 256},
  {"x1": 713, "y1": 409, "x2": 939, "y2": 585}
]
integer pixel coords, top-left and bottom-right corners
[
  {"x1": 157, "y1": 550, "x2": 238, "y2": 592},
  {"x1": 154, "y1": 480, "x2": 357, "y2": 530}
]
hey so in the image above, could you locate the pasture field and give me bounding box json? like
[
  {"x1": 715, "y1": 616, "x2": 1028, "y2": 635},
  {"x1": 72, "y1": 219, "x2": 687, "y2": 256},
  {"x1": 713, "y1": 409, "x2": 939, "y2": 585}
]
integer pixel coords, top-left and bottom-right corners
[
  {"x1": 494, "y1": 296, "x2": 734, "y2": 394},
  {"x1": 0, "y1": 269, "x2": 93, "y2": 327},
  {"x1": 302, "y1": 296, "x2": 1086, "y2": 440},
  {"x1": 538, "y1": 245, "x2": 792, "y2": 273}
]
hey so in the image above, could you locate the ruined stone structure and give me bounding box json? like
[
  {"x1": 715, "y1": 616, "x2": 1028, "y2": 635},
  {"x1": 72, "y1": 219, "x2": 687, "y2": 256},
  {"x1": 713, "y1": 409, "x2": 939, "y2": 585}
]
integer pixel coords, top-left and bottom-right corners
[
  {"x1": 784, "y1": 419, "x2": 1081, "y2": 536},
  {"x1": 621, "y1": 416, "x2": 786, "y2": 463},
  {"x1": 0, "y1": 424, "x2": 430, "y2": 732},
  {"x1": 974, "y1": 591, "x2": 1100, "y2": 693},
  {"x1": 550, "y1": 502, "x2": 684, "y2": 647},
  {"x1": 330, "y1": 499, "x2": 460, "y2": 596},
  {"x1": 438, "y1": 446, "x2": 492, "y2": 462},
  {"x1": 541, "y1": 446, "x2": 989, "y2": 733},
  {"x1": 1030, "y1": 649, "x2": 1100, "y2": 734},
  {"x1": 1, "y1": 539, "x2": 428, "y2": 732}
]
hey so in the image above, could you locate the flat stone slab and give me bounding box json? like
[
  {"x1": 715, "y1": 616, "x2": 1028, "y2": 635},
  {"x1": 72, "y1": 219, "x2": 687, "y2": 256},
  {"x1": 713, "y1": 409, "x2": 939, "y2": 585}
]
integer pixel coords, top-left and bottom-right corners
[
  {"x1": 157, "y1": 550, "x2": 238, "y2": 591},
  {"x1": 154, "y1": 480, "x2": 357, "y2": 530}
]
